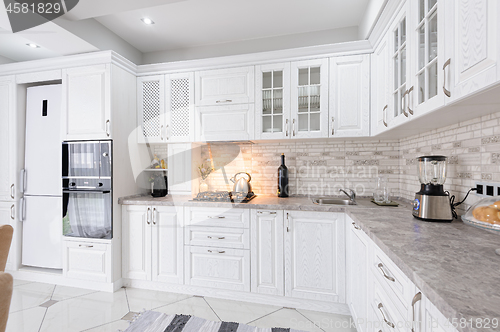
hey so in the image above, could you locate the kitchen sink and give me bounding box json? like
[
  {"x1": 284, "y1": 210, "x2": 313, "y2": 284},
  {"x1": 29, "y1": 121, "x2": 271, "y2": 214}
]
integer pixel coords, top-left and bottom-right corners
[{"x1": 312, "y1": 197, "x2": 357, "y2": 205}]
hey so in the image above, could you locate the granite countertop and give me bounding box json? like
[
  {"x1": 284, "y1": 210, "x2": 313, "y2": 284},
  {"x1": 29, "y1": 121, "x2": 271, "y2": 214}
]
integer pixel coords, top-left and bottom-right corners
[{"x1": 119, "y1": 194, "x2": 500, "y2": 332}]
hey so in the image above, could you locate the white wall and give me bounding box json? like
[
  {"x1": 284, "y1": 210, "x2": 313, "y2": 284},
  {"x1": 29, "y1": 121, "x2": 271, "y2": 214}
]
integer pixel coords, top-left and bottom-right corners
[
  {"x1": 0, "y1": 54, "x2": 13, "y2": 64},
  {"x1": 358, "y1": 0, "x2": 388, "y2": 39}
]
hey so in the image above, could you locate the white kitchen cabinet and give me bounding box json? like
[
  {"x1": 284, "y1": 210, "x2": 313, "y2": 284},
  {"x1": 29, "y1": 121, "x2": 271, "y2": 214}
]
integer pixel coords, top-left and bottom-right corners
[
  {"x1": 254, "y1": 63, "x2": 291, "y2": 140},
  {"x1": 195, "y1": 66, "x2": 254, "y2": 106},
  {"x1": 444, "y1": 0, "x2": 499, "y2": 103},
  {"x1": 290, "y1": 59, "x2": 329, "y2": 139},
  {"x1": 371, "y1": 34, "x2": 390, "y2": 135},
  {"x1": 63, "y1": 239, "x2": 112, "y2": 283},
  {"x1": 329, "y1": 54, "x2": 370, "y2": 137},
  {"x1": 62, "y1": 64, "x2": 112, "y2": 140},
  {"x1": 411, "y1": 292, "x2": 458, "y2": 332},
  {"x1": 0, "y1": 202, "x2": 15, "y2": 271},
  {"x1": 0, "y1": 76, "x2": 16, "y2": 202},
  {"x1": 167, "y1": 143, "x2": 193, "y2": 195},
  {"x1": 122, "y1": 205, "x2": 183, "y2": 284},
  {"x1": 346, "y1": 217, "x2": 370, "y2": 332},
  {"x1": 284, "y1": 210, "x2": 345, "y2": 302},
  {"x1": 195, "y1": 103, "x2": 254, "y2": 141},
  {"x1": 251, "y1": 210, "x2": 284, "y2": 296},
  {"x1": 138, "y1": 73, "x2": 195, "y2": 143}
]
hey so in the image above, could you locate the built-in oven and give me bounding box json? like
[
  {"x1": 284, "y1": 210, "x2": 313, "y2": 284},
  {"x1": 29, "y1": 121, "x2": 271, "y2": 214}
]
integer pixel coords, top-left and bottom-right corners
[{"x1": 62, "y1": 140, "x2": 113, "y2": 239}]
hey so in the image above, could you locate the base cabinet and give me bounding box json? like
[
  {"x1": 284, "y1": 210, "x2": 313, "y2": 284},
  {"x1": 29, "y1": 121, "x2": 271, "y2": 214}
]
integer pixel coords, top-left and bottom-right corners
[
  {"x1": 63, "y1": 239, "x2": 112, "y2": 283},
  {"x1": 0, "y1": 202, "x2": 15, "y2": 271}
]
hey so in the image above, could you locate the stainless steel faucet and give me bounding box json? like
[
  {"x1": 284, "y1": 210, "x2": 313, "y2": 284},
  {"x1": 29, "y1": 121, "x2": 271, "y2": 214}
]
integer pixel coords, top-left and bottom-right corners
[{"x1": 339, "y1": 188, "x2": 356, "y2": 201}]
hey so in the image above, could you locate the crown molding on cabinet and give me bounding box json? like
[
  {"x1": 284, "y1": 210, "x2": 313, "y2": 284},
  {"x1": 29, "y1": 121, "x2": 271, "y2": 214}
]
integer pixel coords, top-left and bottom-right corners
[
  {"x1": 136, "y1": 40, "x2": 373, "y2": 76},
  {"x1": 367, "y1": 0, "x2": 405, "y2": 49}
]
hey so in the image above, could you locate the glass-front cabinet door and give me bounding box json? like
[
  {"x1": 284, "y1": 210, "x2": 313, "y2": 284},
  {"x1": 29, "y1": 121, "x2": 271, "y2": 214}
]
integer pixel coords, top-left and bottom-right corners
[
  {"x1": 255, "y1": 63, "x2": 290, "y2": 140},
  {"x1": 290, "y1": 59, "x2": 329, "y2": 139}
]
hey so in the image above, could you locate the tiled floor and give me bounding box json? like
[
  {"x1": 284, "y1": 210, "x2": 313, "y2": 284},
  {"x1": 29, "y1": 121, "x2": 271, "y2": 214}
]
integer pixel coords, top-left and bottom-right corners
[{"x1": 7, "y1": 279, "x2": 357, "y2": 332}]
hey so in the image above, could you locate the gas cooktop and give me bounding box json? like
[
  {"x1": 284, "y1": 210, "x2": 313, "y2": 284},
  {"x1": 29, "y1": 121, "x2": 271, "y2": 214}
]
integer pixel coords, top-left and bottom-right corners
[{"x1": 191, "y1": 191, "x2": 256, "y2": 203}]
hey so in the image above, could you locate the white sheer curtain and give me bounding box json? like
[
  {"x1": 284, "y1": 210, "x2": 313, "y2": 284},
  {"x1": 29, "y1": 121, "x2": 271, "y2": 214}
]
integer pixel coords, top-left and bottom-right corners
[{"x1": 67, "y1": 193, "x2": 112, "y2": 239}]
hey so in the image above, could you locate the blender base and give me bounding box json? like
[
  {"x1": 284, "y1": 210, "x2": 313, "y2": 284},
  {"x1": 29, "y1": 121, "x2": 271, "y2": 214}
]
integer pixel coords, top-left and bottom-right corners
[{"x1": 412, "y1": 193, "x2": 453, "y2": 222}]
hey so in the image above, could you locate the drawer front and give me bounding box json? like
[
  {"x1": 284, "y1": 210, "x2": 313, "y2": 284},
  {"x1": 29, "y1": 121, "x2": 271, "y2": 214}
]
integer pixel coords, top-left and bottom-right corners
[
  {"x1": 195, "y1": 104, "x2": 255, "y2": 141},
  {"x1": 371, "y1": 249, "x2": 412, "y2": 314},
  {"x1": 185, "y1": 207, "x2": 250, "y2": 228},
  {"x1": 371, "y1": 276, "x2": 408, "y2": 332},
  {"x1": 185, "y1": 246, "x2": 250, "y2": 292},
  {"x1": 185, "y1": 226, "x2": 249, "y2": 249},
  {"x1": 64, "y1": 241, "x2": 111, "y2": 283}
]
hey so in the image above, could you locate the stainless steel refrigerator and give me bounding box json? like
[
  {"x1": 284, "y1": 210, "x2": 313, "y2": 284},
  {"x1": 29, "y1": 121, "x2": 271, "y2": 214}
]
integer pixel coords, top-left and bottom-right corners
[{"x1": 20, "y1": 84, "x2": 62, "y2": 269}]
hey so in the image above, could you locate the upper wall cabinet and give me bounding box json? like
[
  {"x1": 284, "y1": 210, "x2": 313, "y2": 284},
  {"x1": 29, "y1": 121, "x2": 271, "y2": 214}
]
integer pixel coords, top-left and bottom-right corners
[
  {"x1": 371, "y1": 35, "x2": 390, "y2": 136},
  {"x1": 0, "y1": 76, "x2": 16, "y2": 201},
  {"x1": 290, "y1": 59, "x2": 329, "y2": 139},
  {"x1": 62, "y1": 64, "x2": 111, "y2": 140},
  {"x1": 444, "y1": 0, "x2": 499, "y2": 103},
  {"x1": 195, "y1": 104, "x2": 254, "y2": 141},
  {"x1": 194, "y1": 66, "x2": 254, "y2": 106},
  {"x1": 137, "y1": 73, "x2": 195, "y2": 143},
  {"x1": 254, "y1": 62, "x2": 291, "y2": 140},
  {"x1": 329, "y1": 54, "x2": 370, "y2": 137}
]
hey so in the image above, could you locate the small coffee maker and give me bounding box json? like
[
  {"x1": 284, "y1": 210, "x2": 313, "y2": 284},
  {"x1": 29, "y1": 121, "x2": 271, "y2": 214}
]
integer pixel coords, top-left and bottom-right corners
[{"x1": 152, "y1": 173, "x2": 168, "y2": 197}]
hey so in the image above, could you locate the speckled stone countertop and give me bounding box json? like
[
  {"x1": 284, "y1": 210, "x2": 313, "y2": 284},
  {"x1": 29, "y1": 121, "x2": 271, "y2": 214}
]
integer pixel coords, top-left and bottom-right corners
[{"x1": 119, "y1": 194, "x2": 500, "y2": 332}]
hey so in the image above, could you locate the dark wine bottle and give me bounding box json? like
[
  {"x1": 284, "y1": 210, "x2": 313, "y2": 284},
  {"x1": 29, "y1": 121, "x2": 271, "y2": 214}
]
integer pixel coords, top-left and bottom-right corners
[{"x1": 277, "y1": 153, "x2": 289, "y2": 197}]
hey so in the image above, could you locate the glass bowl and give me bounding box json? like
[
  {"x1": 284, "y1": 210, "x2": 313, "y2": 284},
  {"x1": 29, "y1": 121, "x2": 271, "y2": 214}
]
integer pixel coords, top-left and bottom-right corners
[{"x1": 461, "y1": 196, "x2": 500, "y2": 234}]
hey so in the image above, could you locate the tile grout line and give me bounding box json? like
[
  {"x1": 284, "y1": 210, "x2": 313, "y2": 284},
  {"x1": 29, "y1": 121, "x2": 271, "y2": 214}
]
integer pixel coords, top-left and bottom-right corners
[
  {"x1": 37, "y1": 308, "x2": 48, "y2": 332},
  {"x1": 246, "y1": 307, "x2": 283, "y2": 325},
  {"x1": 124, "y1": 287, "x2": 131, "y2": 312},
  {"x1": 79, "y1": 319, "x2": 124, "y2": 332},
  {"x1": 49, "y1": 284, "x2": 56, "y2": 300},
  {"x1": 202, "y1": 297, "x2": 221, "y2": 321},
  {"x1": 150, "y1": 295, "x2": 194, "y2": 311}
]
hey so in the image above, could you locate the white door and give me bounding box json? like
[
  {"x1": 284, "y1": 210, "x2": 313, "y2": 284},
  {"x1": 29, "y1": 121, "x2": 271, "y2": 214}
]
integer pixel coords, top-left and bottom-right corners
[
  {"x1": 165, "y1": 72, "x2": 195, "y2": 143},
  {"x1": 254, "y1": 63, "x2": 291, "y2": 140},
  {"x1": 284, "y1": 211, "x2": 344, "y2": 302},
  {"x1": 0, "y1": 77, "x2": 15, "y2": 201},
  {"x1": 371, "y1": 35, "x2": 390, "y2": 135},
  {"x1": 21, "y1": 196, "x2": 62, "y2": 269},
  {"x1": 137, "y1": 75, "x2": 165, "y2": 143},
  {"x1": 151, "y1": 206, "x2": 183, "y2": 284},
  {"x1": 330, "y1": 54, "x2": 370, "y2": 137},
  {"x1": 346, "y1": 218, "x2": 370, "y2": 332},
  {"x1": 251, "y1": 210, "x2": 284, "y2": 296},
  {"x1": 290, "y1": 59, "x2": 329, "y2": 139},
  {"x1": 122, "y1": 205, "x2": 151, "y2": 280},
  {"x1": 445, "y1": 0, "x2": 498, "y2": 103},
  {"x1": 167, "y1": 143, "x2": 192, "y2": 194},
  {"x1": 0, "y1": 202, "x2": 15, "y2": 271},
  {"x1": 62, "y1": 64, "x2": 111, "y2": 140},
  {"x1": 195, "y1": 104, "x2": 255, "y2": 141}
]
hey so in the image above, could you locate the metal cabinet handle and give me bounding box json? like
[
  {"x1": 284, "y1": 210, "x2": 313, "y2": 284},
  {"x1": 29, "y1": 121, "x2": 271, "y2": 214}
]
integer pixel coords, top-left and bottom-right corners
[
  {"x1": 331, "y1": 117, "x2": 335, "y2": 136},
  {"x1": 79, "y1": 244, "x2": 94, "y2": 248},
  {"x1": 377, "y1": 303, "x2": 395, "y2": 328},
  {"x1": 257, "y1": 211, "x2": 277, "y2": 215},
  {"x1": 443, "y1": 58, "x2": 451, "y2": 97},
  {"x1": 408, "y1": 86, "x2": 414, "y2": 115},
  {"x1": 161, "y1": 125, "x2": 164, "y2": 141},
  {"x1": 207, "y1": 250, "x2": 225, "y2": 254},
  {"x1": 207, "y1": 236, "x2": 225, "y2": 240},
  {"x1": 216, "y1": 99, "x2": 232, "y2": 103},
  {"x1": 166, "y1": 124, "x2": 169, "y2": 140},
  {"x1": 402, "y1": 90, "x2": 409, "y2": 117},
  {"x1": 10, "y1": 205, "x2": 14, "y2": 220},
  {"x1": 21, "y1": 169, "x2": 26, "y2": 193},
  {"x1": 152, "y1": 208, "x2": 156, "y2": 225},
  {"x1": 10, "y1": 184, "x2": 14, "y2": 199},
  {"x1": 377, "y1": 263, "x2": 395, "y2": 282},
  {"x1": 105, "y1": 120, "x2": 110, "y2": 137},
  {"x1": 146, "y1": 207, "x2": 151, "y2": 225},
  {"x1": 20, "y1": 198, "x2": 25, "y2": 222},
  {"x1": 411, "y1": 292, "x2": 422, "y2": 332},
  {"x1": 286, "y1": 213, "x2": 290, "y2": 232},
  {"x1": 285, "y1": 119, "x2": 289, "y2": 137},
  {"x1": 208, "y1": 216, "x2": 225, "y2": 219},
  {"x1": 292, "y1": 119, "x2": 296, "y2": 136},
  {"x1": 352, "y1": 222, "x2": 361, "y2": 230},
  {"x1": 383, "y1": 105, "x2": 388, "y2": 127}
]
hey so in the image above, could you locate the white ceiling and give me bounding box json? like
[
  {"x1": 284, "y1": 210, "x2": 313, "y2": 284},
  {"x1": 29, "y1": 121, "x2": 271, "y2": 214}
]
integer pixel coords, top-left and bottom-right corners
[{"x1": 0, "y1": 0, "x2": 372, "y2": 64}]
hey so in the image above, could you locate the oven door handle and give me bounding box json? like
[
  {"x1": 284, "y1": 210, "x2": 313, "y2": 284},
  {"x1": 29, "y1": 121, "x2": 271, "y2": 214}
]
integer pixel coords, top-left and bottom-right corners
[{"x1": 63, "y1": 190, "x2": 111, "y2": 194}]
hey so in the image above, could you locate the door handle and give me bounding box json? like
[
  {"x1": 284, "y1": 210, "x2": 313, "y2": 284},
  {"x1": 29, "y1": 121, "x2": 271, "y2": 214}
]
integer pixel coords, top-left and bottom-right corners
[
  {"x1": 20, "y1": 198, "x2": 25, "y2": 222},
  {"x1": 377, "y1": 303, "x2": 395, "y2": 328},
  {"x1": 208, "y1": 216, "x2": 225, "y2": 219},
  {"x1": 402, "y1": 90, "x2": 409, "y2": 117},
  {"x1": 292, "y1": 119, "x2": 296, "y2": 136},
  {"x1": 286, "y1": 212, "x2": 290, "y2": 232},
  {"x1": 443, "y1": 58, "x2": 451, "y2": 97},
  {"x1": 411, "y1": 292, "x2": 422, "y2": 332},
  {"x1": 383, "y1": 105, "x2": 388, "y2": 127},
  {"x1": 408, "y1": 86, "x2": 414, "y2": 115},
  {"x1": 257, "y1": 211, "x2": 277, "y2": 215},
  {"x1": 161, "y1": 125, "x2": 164, "y2": 141},
  {"x1": 207, "y1": 236, "x2": 225, "y2": 240},
  {"x1": 105, "y1": 120, "x2": 110, "y2": 137},
  {"x1": 352, "y1": 222, "x2": 361, "y2": 230},
  {"x1": 152, "y1": 207, "x2": 156, "y2": 225},
  {"x1": 285, "y1": 119, "x2": 289, "y2": 137},
  {"x1": 166, "y1": 124, "x2": 169, "y2": 141},
  {"x1": 331, "y1": 117, "x2": 335, "y2": 136},
  {"x1": 377, "y1": 263, "x2": 395, "y2": 282},
  {"x1": 10, "y1": 184, "x2": 14, "y2": 199},
  {"x1": 10, "y1": 205, "x2": 14, "y2": 220},
  {"x1": 79, "y1": 244, "x2": 94, "y2": 248},
  {"x1": 207, "y1": 250, "x2": 225, "y2": 254},
  {"x1": 146, "y1": 207, "x2": 151, "y2": 225}
]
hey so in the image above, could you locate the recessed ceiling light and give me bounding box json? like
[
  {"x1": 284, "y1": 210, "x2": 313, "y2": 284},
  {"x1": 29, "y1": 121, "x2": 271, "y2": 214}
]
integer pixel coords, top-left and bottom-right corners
[
  {"x1": 26, "y1": 43, "x2": 40, "y2": 48},
  {"x1": 141, "y1": 17, "x2": 155, "y2": 25}
]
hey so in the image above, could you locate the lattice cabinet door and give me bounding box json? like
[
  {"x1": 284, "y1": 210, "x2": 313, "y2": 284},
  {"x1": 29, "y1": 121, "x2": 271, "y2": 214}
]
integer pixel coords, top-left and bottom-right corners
[
  {"x1": 165, "y1": 72, "x2": 195, "y2": 143},
  {"x1": 137, "y1": 75, "x2": 165, "y2": 143}
]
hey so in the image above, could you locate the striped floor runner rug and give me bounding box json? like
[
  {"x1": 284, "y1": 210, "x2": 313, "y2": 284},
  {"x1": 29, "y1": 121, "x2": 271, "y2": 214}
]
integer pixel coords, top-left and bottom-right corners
[{"x1": 122, "y1": 311, "x2": 307, "y2": 332}]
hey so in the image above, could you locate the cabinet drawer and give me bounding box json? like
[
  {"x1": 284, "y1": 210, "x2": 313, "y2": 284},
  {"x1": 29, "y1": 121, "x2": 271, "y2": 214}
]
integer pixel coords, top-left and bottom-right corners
[
  {"x1": 185, "y1": 226, "x2": 249, "y2": 249},
  {"x1": 371, "y1": 248, "x2": 412, "y2": 315},
  {"x1": 195, "y1": 104, "x2": 254, "y2": 141},
  {"x1": 185, "y1": 207, "x2": 250, "y2": 228},
  {"x1": 185, "y1": 246, "x2": 250, "y2": 292},
  {"x1": 370, "y1": 276, "x2": 408, "y2": 332},
  {"x1": 64, "y1": 241, "x2": 112, "y2": 283}
]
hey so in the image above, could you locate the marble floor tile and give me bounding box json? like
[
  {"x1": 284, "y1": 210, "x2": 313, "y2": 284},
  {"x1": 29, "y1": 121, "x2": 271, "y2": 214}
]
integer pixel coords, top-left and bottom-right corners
[
  {"x1": 155, "y1": 296, "x2": 220, "y2": 322},
  {"x1": 12, "y1": 279, "x2": 33, "y2": 287},
  {"x1": 9, "y1": 282, "x2": 55, "y2": 313},
  {"x1": 248, "y1": 308, "x2": 323, "y2": 332},
  {"x1": 204, "y1": 297, "x2": 281, "y2": 324},
  {"x1": 51, "y1": 284, "x2": 98, "y2": 302},
  {"x1": 39, "y1": 288, "x2": 130, "y2": 332},
  {"x1": 297, "y1": 309, "x2": 357, "y2": 332},
  {"x1": 6, "y1": 306, "x2": 46, "y2": 332},
  {"x1": 125, "y1": 287, "x2": 191, "y2": 313},
  {"x1": 82, "y1": 319, "x2": 131, "y2": 332}
]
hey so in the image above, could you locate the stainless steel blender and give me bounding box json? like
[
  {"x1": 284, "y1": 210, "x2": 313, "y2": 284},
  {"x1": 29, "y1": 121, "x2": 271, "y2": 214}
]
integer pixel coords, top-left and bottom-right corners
[{"x1": 412, "y1": 156, "x2": 453, "y2": 222}]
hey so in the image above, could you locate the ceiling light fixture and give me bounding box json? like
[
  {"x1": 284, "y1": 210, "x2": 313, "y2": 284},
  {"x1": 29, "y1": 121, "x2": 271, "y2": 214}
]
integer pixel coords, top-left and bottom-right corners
[
  {"x1": 141, "y1": 17, "x2": 155, "y2": 25},
  {"x1": 26, "y1": 43, "x2": 40, "y2": 48}
]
